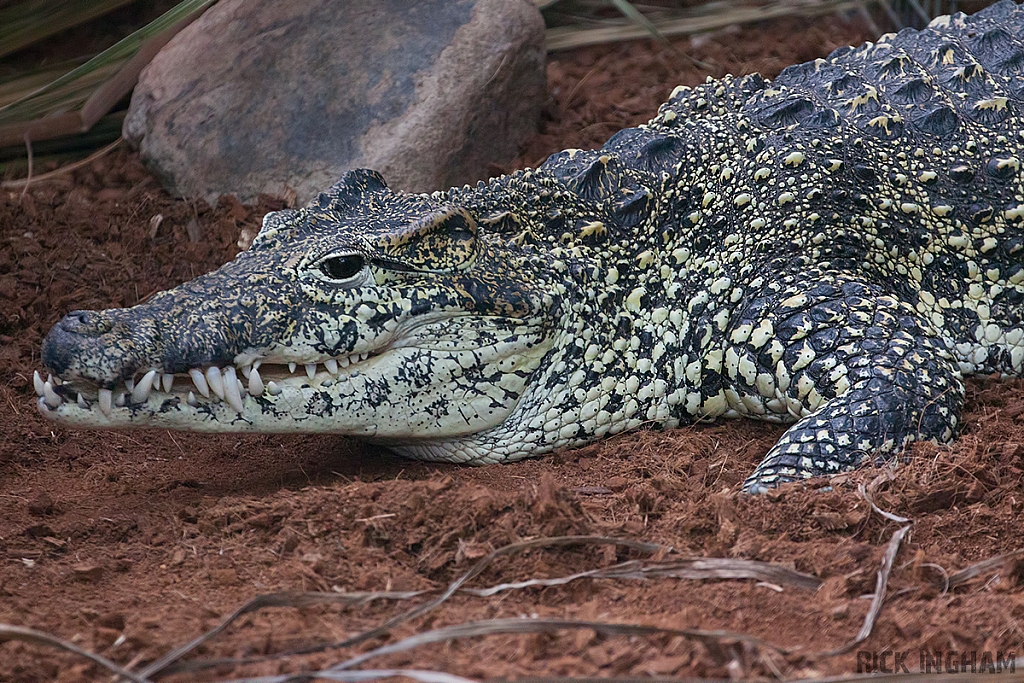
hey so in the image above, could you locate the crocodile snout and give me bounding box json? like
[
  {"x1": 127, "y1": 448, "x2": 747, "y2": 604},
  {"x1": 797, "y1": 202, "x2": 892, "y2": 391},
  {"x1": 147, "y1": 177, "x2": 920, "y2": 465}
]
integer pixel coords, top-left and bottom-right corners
[{"x1": 42, "y1": 308, "x2": 154, "y2": 386}]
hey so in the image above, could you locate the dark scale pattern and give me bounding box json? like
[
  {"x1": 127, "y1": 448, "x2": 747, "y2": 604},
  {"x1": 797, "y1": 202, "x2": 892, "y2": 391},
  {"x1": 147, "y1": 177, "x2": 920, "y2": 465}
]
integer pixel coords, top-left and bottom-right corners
[{"x1": 34, "y1": 2, "x2": 1024, "y2": 492}]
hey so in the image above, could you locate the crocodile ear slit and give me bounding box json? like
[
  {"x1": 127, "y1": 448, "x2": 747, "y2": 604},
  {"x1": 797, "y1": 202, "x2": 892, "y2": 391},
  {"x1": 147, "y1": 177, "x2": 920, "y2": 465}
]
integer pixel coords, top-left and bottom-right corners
[{"x1": 374, "y1": 206, "x2": 479, "y2": 272}]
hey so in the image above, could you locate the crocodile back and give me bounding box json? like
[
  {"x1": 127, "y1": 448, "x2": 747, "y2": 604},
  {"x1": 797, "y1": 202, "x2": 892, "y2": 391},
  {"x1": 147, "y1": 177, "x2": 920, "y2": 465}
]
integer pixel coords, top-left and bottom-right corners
[{"x1": 641, "y1": 0, "x2": 1024, "y2": 375}]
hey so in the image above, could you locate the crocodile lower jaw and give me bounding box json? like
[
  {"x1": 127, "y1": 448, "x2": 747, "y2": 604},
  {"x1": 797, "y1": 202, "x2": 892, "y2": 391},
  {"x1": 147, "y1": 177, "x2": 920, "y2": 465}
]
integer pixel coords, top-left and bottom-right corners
[{"x1": 33, "y1": 349, "x2": 381, "y2": 423}]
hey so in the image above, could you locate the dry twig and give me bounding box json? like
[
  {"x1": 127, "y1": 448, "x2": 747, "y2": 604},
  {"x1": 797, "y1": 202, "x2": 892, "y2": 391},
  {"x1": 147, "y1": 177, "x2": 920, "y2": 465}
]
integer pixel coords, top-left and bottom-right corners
[
  {"x1": 143, "y1": 535, "x2": 665, "y2": 678},
  {"x1": 330, "y1": 617, "x2": 788, "y2": 672},
  {"x1": 1, "y1": 137, "x2": 122, "y2": 190},
  {"x1": 947, "y1": 548, "x2": 1024, "y2": 590},
  {"x1": 0, "y1": 623, "x2": 153, "y2": 683}
]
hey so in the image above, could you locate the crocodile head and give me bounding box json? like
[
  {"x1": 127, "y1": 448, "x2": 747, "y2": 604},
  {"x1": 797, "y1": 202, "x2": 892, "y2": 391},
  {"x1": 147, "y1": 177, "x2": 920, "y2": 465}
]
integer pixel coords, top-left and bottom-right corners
[{"x1": 37, "y1": 169, "x2": 558, "y2": 452}]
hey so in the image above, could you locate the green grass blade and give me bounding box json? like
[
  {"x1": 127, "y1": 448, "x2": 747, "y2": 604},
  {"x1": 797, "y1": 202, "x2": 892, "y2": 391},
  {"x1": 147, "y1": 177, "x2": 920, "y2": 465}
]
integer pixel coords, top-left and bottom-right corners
[
  {"x1": 0, "y1": 63, "x2": 121, "y2": 125},
  {"x1": 0, "y1": 0, "x2": 217, "y2": 121},
  {"x1": 608, "y1": 0, "x2": 670, "y2": 43}
]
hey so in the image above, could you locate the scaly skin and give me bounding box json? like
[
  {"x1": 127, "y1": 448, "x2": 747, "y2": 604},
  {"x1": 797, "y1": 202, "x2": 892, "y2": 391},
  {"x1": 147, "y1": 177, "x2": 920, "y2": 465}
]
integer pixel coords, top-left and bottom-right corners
[{"x1": 38, "y1": 2, "x2": 1024, "y2": 491}]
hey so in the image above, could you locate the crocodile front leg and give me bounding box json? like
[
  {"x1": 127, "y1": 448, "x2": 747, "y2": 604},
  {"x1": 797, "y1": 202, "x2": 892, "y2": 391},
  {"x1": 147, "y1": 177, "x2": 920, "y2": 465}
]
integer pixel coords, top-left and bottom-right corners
[{"x1": 721, "y1": 272, "x2": 965, "y2": 493}]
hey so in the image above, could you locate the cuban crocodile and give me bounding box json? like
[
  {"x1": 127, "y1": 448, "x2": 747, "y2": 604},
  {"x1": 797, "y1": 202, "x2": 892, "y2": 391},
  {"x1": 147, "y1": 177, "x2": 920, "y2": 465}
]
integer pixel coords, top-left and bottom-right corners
[{"x1": 36, "y1": 1, "x2": 1024, "y2": 492}]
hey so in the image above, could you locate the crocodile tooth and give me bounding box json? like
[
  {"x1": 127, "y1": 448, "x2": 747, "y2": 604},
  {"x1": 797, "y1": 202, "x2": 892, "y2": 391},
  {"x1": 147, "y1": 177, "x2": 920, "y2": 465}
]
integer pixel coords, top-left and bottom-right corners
[
  {"x1": 187, "y1": 391, "x2": 199, "y2": 407},
  {"x1": 222, "y1": 366, "x2": 245, "y2": 413},
  {"x1": 240, "y1": 363, "x2": 251, "y2": 379},
  {"x1": 253, "y1": 360, "x2": 261, "y2": 371},
  {"x1": 132, "y1": 369, "x2": 158, "y2": 404},
  {"x1": 266, "y1": 381, "x2": 281, "y2": 396},
  {"x1": 248, "y1": 368, "x2": 264, "y2": 396},
  {"x1": 77, "y1": 393, "x2": 87, "y2": 409},
  {"x1": 46, "y1": 373, "x2": 53, "y2": 385},
  {"x1": 288, "y1": 362, "x2": 297, "y2": 374},
  {"x1": 189, "y1": 368, "x2": 210, "y2": 398},
  {"x1": 338, "y1": 356, "x2": 350, "y2": 368},
  {"x1": 126, "y1": 377, "x2": 135, "y2": 392},
  {"x1": 42, "y1": 381, "x2": 62, "y2": 408},
  {"x1": 359, "y1": 352, "x2": 368, "y2": 362},
  {"x1": 206, "y1": 366, "x2": 226, "y2": 399},
  {"x1": 324, "y1": 359, "x2": 339, "y2": 375},
  {"x1": 33, "y1": 370, "x2": 45, "y2": 397},
  {"x1": 98, "y1": 388, "x2": 113, "y2": 416},
  {"x1": 305, "y1": 363, "x2": 317, "y2": 379},
  {"x1": 161, "y1": 373, "x2": 174, "y2": 393},
  {"x1": 114, "y1": 392, "x2": 126, "y2": 407}
]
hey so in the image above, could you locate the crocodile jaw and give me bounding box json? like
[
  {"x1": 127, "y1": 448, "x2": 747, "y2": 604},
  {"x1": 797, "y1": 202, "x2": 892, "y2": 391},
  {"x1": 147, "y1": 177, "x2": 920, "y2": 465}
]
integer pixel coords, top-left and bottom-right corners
[{"x1": 35, "y1": 320, "x2": 553, "y2": 439}]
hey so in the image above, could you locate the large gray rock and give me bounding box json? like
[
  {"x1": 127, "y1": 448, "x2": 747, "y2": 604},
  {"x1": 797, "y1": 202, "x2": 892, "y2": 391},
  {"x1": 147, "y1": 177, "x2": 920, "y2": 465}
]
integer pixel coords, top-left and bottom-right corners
[{"x1": 124, "y1": 0, "x2": 545, "y2": 205}]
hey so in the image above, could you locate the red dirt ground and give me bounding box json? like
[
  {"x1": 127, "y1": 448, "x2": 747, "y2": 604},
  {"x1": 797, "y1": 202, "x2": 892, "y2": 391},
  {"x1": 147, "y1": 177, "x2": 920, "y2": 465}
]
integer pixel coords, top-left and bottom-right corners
[{"x1": 3, "y1": 12, "x2": 1024, "y2": 683}]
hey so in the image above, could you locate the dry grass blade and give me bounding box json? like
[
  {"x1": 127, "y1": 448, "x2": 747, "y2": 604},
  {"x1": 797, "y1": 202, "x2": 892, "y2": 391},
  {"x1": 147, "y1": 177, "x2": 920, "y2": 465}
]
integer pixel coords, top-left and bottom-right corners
[
  {"x1": 0, "y1": 623, "x2": 153, "y2": 683},
  {"x1": 855, "y1": 524, "x2": 910, "y2": 642},
  {"x1": 609, "y1": 0, "x2": 670, "y2": 44},
  {"x1": 496, "y1": 678, "x2": 729, "y2": 683},
  {"x1": 876, "y1": 0, "x2": 906, "y2": 29},
  {"x1": 0, "y1": 0, "x2": 134, "y2": 58},
  {"x1": 148, "y1": 548, "x2": 821, "y2": 676},
  {"x1": 360, "y1": 535, "x2": 665, "y2": 647},
  {"x1": 137, "y1": 589, "x2": 429, "y2": 679},
  {"x1": 220, "y1": 669, "x2": 483, "y2": 683},
  {"x1": 902, "y1": 0, "x2": 935, "y2": 24},
  {"x1": 463, "y1": 560, "x2": 644, "y2": 596},
  {"x1": 859, "y1": 471, "x2": 911, "y2": 523},
  {"x1": 331, "y1": 617, "x2": 788, "y2": 672},
  {"x1": 545, "y1": 0, "x2": 862, "y2": 51},
  {"x1": 477, "y1": 663, "x2": 1024, "y2": 683},
  {"x1": 602, "y1": 557, "x2": 822, "y2": 590},
  {"x1": 144, "y1": 536, "x2": 664, "y2": 678},
  {"x1": 947, "y1": 548, "x2": 1024, "y2": 590},
  {"x1": 819, "y1": 524, "x2": 911, "y2": 656},
  {"x1": 1, "y1": 136, "x2": 122, "y2": 189},
  {"x1": 463, "y1": 554, "x2": 820, "y2": 595}
]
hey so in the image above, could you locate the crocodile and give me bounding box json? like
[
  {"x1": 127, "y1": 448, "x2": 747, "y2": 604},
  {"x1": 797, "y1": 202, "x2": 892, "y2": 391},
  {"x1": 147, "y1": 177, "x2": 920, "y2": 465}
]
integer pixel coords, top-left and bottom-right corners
[{"x1": 36, "y1": 1, "x2": 1024, "y2": 492}]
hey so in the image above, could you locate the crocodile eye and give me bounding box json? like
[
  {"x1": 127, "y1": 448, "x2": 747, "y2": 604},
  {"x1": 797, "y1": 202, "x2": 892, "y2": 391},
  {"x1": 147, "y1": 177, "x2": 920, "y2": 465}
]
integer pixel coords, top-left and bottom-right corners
[{"x1": 318, "y1": 254, "x2": 365, "y2": 281}]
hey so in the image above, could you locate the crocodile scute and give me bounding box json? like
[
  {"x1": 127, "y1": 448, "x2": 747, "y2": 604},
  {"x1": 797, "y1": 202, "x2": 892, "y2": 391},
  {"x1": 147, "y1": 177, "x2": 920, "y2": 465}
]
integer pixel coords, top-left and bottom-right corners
[{"x1": 36, "y1": 1, "x2": 1024, "y2": 492}]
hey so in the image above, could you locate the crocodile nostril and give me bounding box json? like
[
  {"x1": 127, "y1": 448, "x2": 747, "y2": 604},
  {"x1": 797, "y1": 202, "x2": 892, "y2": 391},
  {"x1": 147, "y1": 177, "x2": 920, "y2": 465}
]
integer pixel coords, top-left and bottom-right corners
[{"x1": 57, "y1": 310, "x2": 110, "y2": 336}]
